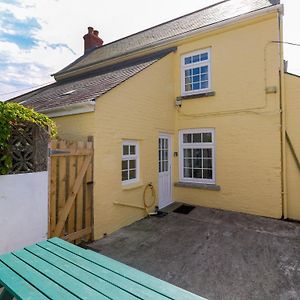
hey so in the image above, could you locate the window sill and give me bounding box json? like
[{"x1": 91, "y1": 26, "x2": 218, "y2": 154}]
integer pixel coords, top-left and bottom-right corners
[
  {"x1": 174, "y1": 182, "x2": 221, "y2": 191},
  {"x1": 122, "y1": 182, "x2": 144, "y2": 191},
  {"x1": 177, "y1": 91, "x2": 215, "y2": 101}
]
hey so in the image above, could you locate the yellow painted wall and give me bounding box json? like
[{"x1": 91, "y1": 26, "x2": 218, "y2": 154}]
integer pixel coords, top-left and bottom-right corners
[
  {"x1": 284, "y1": 73, "x2": 300, "y2": 220},
  {"x1": 92, "y1": 54, "x2": 174, "y2": 238},
  {"x1": 53, "y1": 12, "x2": 285, "y2": 239},
  {"x1": 54, "y1": 112, "x2": 95, "y2": 141},
  {"x1": 173, "y1": 14, "x2": 283, "y2": 218}
]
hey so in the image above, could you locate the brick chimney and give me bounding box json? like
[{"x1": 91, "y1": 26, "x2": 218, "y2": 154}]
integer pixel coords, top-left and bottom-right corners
[{"x1": 83, "y1": 27, "x2": 104, "y2": 54}]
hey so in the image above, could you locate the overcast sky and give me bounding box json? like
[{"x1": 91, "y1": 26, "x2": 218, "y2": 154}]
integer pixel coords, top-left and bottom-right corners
[{"x1": 0, "y1": 0, "x2": 299, "y2": 100}]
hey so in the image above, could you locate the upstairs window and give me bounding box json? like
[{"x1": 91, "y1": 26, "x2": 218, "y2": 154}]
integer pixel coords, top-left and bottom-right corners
[
  {"x1": 122, "y1": 140, "x2": 139, "y2": 184},
  {"x1": 181, "y1": 49, "x2": 211, "y2": 96}
]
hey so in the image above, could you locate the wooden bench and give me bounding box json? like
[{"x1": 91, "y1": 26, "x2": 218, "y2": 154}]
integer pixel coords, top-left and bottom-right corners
[{"x1": 0, "y1": 238, "x2": 205, "y2": 299}]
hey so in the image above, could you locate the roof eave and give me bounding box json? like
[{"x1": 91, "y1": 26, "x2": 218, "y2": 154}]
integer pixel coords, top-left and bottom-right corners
[
  {"x1": 39, "y1": 100, "x2": 96, "y2": 118},
  {"x1": 54, "y1": 3, "x2": 283, "y2": 81}
]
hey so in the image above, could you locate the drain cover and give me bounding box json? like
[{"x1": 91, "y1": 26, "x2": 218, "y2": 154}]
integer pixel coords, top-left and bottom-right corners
[{"x1": 173, "y1": 204, "x2": 195, "y2": 215}]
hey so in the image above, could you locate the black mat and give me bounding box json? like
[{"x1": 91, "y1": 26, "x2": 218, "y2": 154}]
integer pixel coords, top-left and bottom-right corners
[{"x1": 173, "y1": 204, "x2": 195, "y2": 215}]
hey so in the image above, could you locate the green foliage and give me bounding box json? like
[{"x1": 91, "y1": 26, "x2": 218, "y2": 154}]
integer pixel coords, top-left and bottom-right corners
[{"x1": 0, "y1": 101, "x2": 57, "y2": 175}]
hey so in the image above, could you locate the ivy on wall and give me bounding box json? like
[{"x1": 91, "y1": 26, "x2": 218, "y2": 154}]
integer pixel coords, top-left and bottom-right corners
[{"x1": 0, "y1": 102, "x2": 57, "y2": 175}]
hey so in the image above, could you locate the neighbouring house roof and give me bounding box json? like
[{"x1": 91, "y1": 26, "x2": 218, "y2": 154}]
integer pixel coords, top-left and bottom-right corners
[
  {"x1": 285, "y1": 71, "x2": 300, "y2": 78},
  {"x1": 55, "y1": 0, "x2": 280, "y2": 78},
  {"x1": 9, "y1": 49, "x2": 175, "y2": 112}
]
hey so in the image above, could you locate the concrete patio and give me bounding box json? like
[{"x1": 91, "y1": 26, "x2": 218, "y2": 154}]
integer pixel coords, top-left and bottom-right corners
[{"x1": 89, "y1": 205, "x2": 300, "y2": 300}]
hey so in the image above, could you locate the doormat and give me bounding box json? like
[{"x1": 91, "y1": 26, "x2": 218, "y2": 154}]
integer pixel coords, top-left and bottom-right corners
[{"x1": 173, "y1": 204, "x2": 195, "y2": 215}]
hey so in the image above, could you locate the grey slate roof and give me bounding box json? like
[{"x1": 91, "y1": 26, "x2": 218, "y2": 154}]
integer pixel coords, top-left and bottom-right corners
[
  {"x1": 10, "y1": 50, "x2": 173, "y2": 112},
  {"x1": 56, "y1": 0, "x2": 280, "y2": 77}
]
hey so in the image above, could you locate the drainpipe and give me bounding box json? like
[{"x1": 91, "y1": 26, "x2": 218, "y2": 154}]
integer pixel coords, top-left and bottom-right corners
[{"x1": 278, "y1": 10, "x2": 288, "y2": 219}]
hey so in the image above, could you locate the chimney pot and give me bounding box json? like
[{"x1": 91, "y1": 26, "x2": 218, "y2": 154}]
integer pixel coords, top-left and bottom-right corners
[{"x1": 83, "y1": 27, "x2": 103, "y2": 54}]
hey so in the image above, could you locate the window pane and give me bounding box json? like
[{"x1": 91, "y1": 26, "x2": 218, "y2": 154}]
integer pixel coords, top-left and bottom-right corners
[
  {"x1": 193, "y1": 169, "x2": 202, "y2": 178},
  {"x1": 201, "y1": 81, "x2": 208, "y2": 89},
  {"x1": 193, "y1": 133, "x2": 201, "y2": 143},
  {"x1": 163, "y1": 150, "x2": 168, "y2": 160},
  {"x1": 123, "y1": 145, "x2": 129, "y2": 155},
  {"x1": 203, "y1": 159, "x2": 212, "y2": 168},
  {"x1": 193, "y1": 148, "x2": 202, "y2": 158},
  {"x1": 183, "y1": 134, "x2": 192, "y2": 143},
  {"x1": 200, "y1": 52, "x2": 208, "y2": 61},
  {"x1": 184, "y1": 159, "x2": 192, "y2": 167},
  {"x1": 184, "y1": 168, "x2": 192, "y2": 178},
  {"x1": 201, "y1": 74, "x2": 208, "y2": 81},
  {"x1": 122, "y1": 170, "x2": 128, "y2": 181},
  {"x1": 130, "y1": 145, "x2": 136, "y2": 155},
  {"x1": 192, "y1": 55, "x2": 200, "y2": 63},
  {"x1": 185, "y1": 77, "x2": 192, "y2": 84},
  {"x1": 194, "y1": 159, "x2": 202, "y2": 168},
  {"x1": 193, "y1": 83, "x2": 200, "y2": 90},
  {"x1": 184, "y1": 148, "x2": 192, "y2": 157},
  {"x1": 129, "y1": 169, "x2": 136, "y2": 179},
  {"x1": 203, "y1": 148, "x2": 212, "y2": 158},
  {"x1": 192, "y1": 68, "x2": 200, "y2": 75},
  {"x1": 200, "y1": 65, "x2": 208, "y2": 73},
  {"x1": 193, "y1": 75, "x2": 200, "y2": 82},
  {"x1": 185, "y1": 69, "x2": 192, "y2": 76},
  {"x1": 185, "y1": 84, "x2": 192, "y2": 91},
  {"x1": 122, "y1": 160, "x2": 128, "y2": 170},
  {"x1": 203, "y1": 169, "x2": 213, "y2": 179},
  {"x1": 164, "y1": 161, "x2": 168, "y2": 172},
  {"x1": 159, "y1": 161, "x2": 161, "y2": 172},
  {"x1": 129, "y1": 160, "x2": 136, "y2": 169},
  {"x1": 203, "y1": 133, "x2": 212, "y2": 142},
  {"x1": 185, "y1": 57, "x2": 192, "y2": 65}
]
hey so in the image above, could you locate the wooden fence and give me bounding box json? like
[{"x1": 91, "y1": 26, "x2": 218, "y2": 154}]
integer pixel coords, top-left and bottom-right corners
[{"x1": 49, "y1": 137, "x2": 93, "y2": 244}]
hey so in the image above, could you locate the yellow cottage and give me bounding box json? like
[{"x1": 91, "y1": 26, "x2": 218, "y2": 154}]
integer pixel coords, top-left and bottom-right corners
[{"x1": 11, "y1": 0, "x2": 300, "y2": 240}]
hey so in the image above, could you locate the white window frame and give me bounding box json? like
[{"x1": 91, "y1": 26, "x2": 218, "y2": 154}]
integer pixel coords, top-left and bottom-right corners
[
  {"x1": 122, "y1": 140, "x2": 139, "y2": 185},
  {"x1": 181, "y1": 48, "x2": 211, "y2": 96},
  {"x1": 179, "y1": 128, "x2": 215, "y2": 184}
]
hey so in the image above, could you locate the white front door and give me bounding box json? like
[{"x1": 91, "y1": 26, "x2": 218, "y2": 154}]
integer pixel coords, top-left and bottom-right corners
[{"x1": 158, "y1": 134, "x2": 173, "y2": 209}]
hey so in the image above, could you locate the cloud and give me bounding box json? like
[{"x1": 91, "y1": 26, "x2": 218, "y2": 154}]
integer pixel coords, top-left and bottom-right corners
[
  {"x1": 0, "y1": 10, "x2": 41, "y2": 49},
  {"x1": 0, "y1": 0, "x2": 21, "y2": 5},
  {"x1": 0, "y1": 1, "x2": 78, "y2": 100}
]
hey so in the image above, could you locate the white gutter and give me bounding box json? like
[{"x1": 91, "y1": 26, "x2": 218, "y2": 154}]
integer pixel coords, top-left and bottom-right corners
[
  {"x1": 55, "y1": 4, "x2": 284, "y2": 80},
  {"x1": 39, "y1": 100, "x2": 95, "y2": 118}
]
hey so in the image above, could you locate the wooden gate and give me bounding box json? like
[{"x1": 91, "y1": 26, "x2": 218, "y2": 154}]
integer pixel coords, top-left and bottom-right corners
[{"x1": 49, "y1": 137, "x2": 93, "y2": 243}]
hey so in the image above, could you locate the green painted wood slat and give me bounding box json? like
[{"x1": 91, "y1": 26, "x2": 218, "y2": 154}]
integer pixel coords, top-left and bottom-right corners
[
  {"x1": 0, "y1": 238, "x2": 205, "y2": 300},
  {"x1": 12, "y1": 250, "x2": 109, "y2": 300},
  {"x1": 0, "y1": 254, "x2": 78, "y2": 300},
  {"x1": 25, "y1": 244, "x2": 139, "y2": 300},
  {"x1": 0, "y1": 261, "x2": 49, "y2": 300},
  {"x1": 37, "y1": 241, "x2": 170, "y2": 300},
  {"x1": 49, "y1": 238, "x2": 205, "y2": 300}
]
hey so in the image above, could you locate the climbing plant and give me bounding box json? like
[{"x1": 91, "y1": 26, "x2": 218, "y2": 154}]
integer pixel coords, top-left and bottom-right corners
[{"x1": 0, "y1": 101, "x2": 57, "y2": 175}]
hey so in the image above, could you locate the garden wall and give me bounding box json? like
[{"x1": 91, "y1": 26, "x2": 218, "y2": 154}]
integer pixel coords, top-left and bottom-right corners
[{"x1": 0, "y1": 171, "x2": 48, "y2": 254}]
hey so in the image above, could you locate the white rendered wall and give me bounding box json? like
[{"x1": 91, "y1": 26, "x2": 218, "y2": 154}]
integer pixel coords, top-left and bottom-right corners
[{"x1": 0, "y1": 172, "x2": 48, "y2": 254}]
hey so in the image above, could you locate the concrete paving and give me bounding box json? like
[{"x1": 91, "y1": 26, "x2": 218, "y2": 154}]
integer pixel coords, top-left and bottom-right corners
[{"x1": 89, "y1": 205, "x2": 300, "y2": 300}]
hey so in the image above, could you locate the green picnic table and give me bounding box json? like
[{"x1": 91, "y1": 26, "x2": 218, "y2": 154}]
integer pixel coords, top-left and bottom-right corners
[{"x1": 0, "y1": 238, "x2": 205, "y2": 300}]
